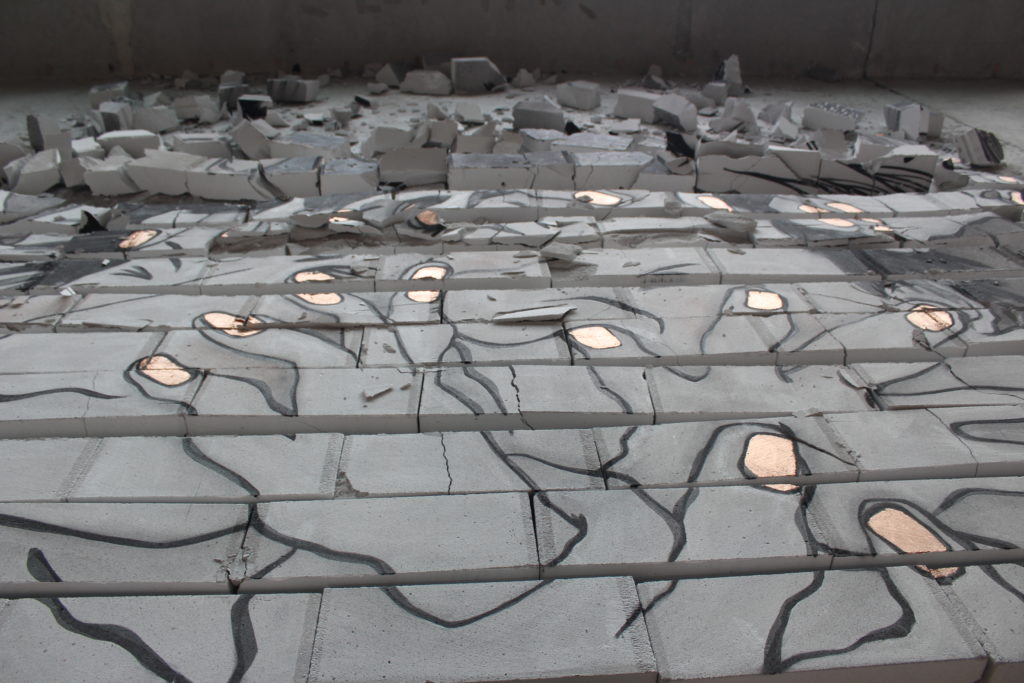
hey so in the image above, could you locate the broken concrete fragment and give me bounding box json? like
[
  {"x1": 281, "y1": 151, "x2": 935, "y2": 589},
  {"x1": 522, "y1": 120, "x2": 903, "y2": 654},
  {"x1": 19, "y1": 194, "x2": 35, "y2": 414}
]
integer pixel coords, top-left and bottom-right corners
[
  {"x1": 87, "y1": 81, "x2": 128, "y2": 108},
  {"x1": 237, "y1": 94, "x2": 273, "y2": 119},
  {"x1": 399, "y1": 70, "x2": 452, "y2": 96},
  {"x1": 520, "y1": 128, "x2": 567, "y2": 152},
  {"x1": 186, "y1": 158, "x2": 278, "y2": 201},
  {"x1": 361, "y1": 127, "x2": 413, "y2": 157},
  {"x1": 220, "y1": 69, "x2": 246, "y2": 86},
  {"x1": 513, "y1": 97, "x2": 564, "y2": 131},
  {"x1": 6, "y1": 150, "x2": 62, "y2": 195},
  {"x1": 653, "y1": 94, "x2": 698, "y2": 132},
  {"x1": 717, "y1": 54, "x2": 744, "y2": 96},
  {"x1": 492, "y1": 304, "x2": 577, "y2": 323},
  {"x1": 510, "y1": 68, "x2": 536, "y2": 88},
  {"x1": 706, "y1": 211, "x2": 757, "y2": 232},
  {"x1": 378, "y1": 148, "x2": 447, "y2": 186},
  {"x1": 267, "y1": 77, "x2": 320, "y2": 103},
  {"x1": 701, "y1": 81, "x2": 729, "y2": 106},
  {"x1": 374, "y1": 63, "x2": 407, "y2": 88},
  {"x1": 956, "y1": 129, "x2": 1004, "y2": 168},
  {"x1": 97, "y1": 130, "x2": 160, "y2": 158},
  {"x1": 173, "y1": 95, "x2": 220, "y2": 123},
  {"x1": 125, "y1": 149, "x2": 207, "y2": 196},
  {"x1": 232, "y1": 118, "x2": 278, "y2": 160},
  {"x1": 454, "y1": 102, "x2": 485, "y2": 125},
  {"x1": 884, "y1": 103, "x2": 927, "y2": 140},
  {"x1": 98, "y1": 101, "x2": 133, "y2": 131},
  {"x1": 320, "y1": 157, "x2": 379, "y2": 195},
  {"x1": 131, "y1": 106, "x2": 179, "y2": 134},
  {"x1": 612, "y1": 89, "x2": 660, "y2": 123},
  {"x1": 572, "y1": 151, "x2": 652, "y2": 190},
  {"x1": 552, "y1": 132, "x2": 632, "y2": 154},
  {"x1": 168, "y1": 132, "x2": 231, "y2": 158},
  {"x1": 366, "y1": 82, "x2": 389, "y2": 95},
  {"x1": 80, "y1": 148, "x2": 140, "y2": 196},
  {"x1": 262, "y1": 156, "x2": 321, "y2": 198},
  {"x1": 448, "y1": 153, "x2": 532, "y2": 190},
  {"x1": 556, "y1": 81, "x2": 601, "y2": 111},
  {"x1": 218, "y1": 83, "x2": 249, "y2": 110},
  {"x1": 538, "y1": 242, "x2": 583, "y2": 262},
  {"x1": 802, "y1": 102, "x2": 862, "y2": 131},
  {"x1": 451, "y1": 57, "x2": 505, "y2": 94},
  {"x1": 269, "y1": 131, "x2": 351, "y2": 159},
  {"x1": 428, "y1": 120, "x2": 458, "y2": 149}
]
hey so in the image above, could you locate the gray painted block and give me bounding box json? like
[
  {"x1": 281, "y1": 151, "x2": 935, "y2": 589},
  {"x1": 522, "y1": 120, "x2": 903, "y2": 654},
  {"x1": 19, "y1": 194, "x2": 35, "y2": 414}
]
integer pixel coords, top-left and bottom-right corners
[
  {"x1": 707, "y1": 247, "x2": 876, "y2": 284},
  {"x1": 242, "y1": 493, "x2": 537, "y2": 588},
  {"x1": 0, "y1": 438, "x2": 94, "y2": 502},
  {"x1": 70, "y1": 433, "x2": 342, "y2": 501},
  {"x1": 340, "y1": 429, "x2": 602, "y2": 496},
  {"x1": 360, "y1": 321, "x2": 569, "y2": 367},
  {"x1": 0, "y1": 502, "x2": 247, "y2": 592},
  {"x1": 0, "y1": 593, "x2": 319, "y2": 681},
  {"x1": 251, "y1": 290, "x2": 438, "y2": 328},
  {"x1": 443, "y1": 287, "x2": 636, "y2": 324},
  {"x1": 59, "y1": 294, "x2": 256, "y2": 332},
  {"x1": 823, "y1": 410, "x2": 978, "y2": 480},
  {"x1": 929, "y1": 405, "x2": 1024, "y2": 476},
  {"x1": 639, "y1": 568, "x2": 985, "y2": 682},
  {"x1": 855, "y1": 357, "x2": 1024, "y2": 410},
  {"x1": 419, "y1": 366, "x2": 526, "y2": 431},
  {"x1": 549, "y1": 247, "x2": 717, "y2": 288},
  {"x1": 536, "y1": 486, "x2": 825, "y2": 578},
  {"x1": 648, "y1": 365, "x2": 869, "y2": 422},
  {"x1": 376, "y1": 251, "x2": 550, "y2": 291},
  {"x1": 309, "y1": 578, "x2": 656, "y2": 682},
  {"x1": 516, "y1": 365, "x2": 654, "y2": 429},
  {"x1": 597, "y1": 416, "x2": 855, "y2": 489},
  {"x1": 0, "y1": 331, "x2": 159, "y2": 374},
  {"x1": 203, "y1": 254, "x2": 378, "y2": 295}
]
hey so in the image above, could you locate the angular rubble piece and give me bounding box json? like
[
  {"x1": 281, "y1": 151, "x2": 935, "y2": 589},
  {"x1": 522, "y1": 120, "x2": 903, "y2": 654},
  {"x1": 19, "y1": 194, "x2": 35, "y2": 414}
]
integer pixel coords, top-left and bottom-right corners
[
  {"x1": 706, "y1": 247, "x2": 877, "y2": 284},
  {"x1": 572, "y1": 151, "x2": 653, "y2": 190},
  {"x1": 61, "y1": 257, "x2": 211, "y2": 295},
  {"x1": 0, "y1": 501, "x2": 247, "y2": 594},
  {"x1": 130, "y1": 105, "x2": 179, "y2": 134},
  {"x1": 512, "y1": 96, "x2": 565, "y2": 131},
  {"x1": 399, "y1": 69, "x2": 453, "y2": 95},
  {"x1": 794, "y1": 279, "x2": 977, "y2": 315},
  {"x1": 885, "y1": 102, "x2": 927, "y2": 139},
  {"x1": 511, "y1": 364, "x2": 653, "y2": 429},
  {"x1": 452, "y1": 220, "x2": 559, "y2": 251},
  {"x1": 0, "y1": 190, "x2": 65, "y2": 224},
  {"x1": 696, "y1": 153, "x2": 809, "y2": 194},
  {"x1": 168, "y1": 131, "x2": 232, "y2": 158},
  {"x1": 185, "y1": 158, "x2": 279, "y2": 201},
  {"x1": 635, "y1": 420, "x2": 842, "y2": 490},
  {"x1": 97, "y1": 100, "x2": 133, "y2": 130},
  {"x1": 202, "y1": 253, "x2": 378, "y2": 294},
  {"x1": 625, "y1": 283, "x2": 816, "y2": 321},
  {"x1": 0, "y1": 438, "x2": 94, "y2": 502},
  {"x1": 524, "y1": 150, "x2": 575, "y2": 190},
  {"x1": 375, "y1": 62, "x2": 407, "y2": 87},
  {"x1": 766, "y1": 193, "x2": 892, "y2": 219},
  {"x1": 443, "y1": 286, "x2": 637, "y2": 323},
  {"x1": 649, "y1": 364, "x2": 869, "y2": 422},
  {"x1": 250, "y1": 289, "x2": 438, "y2": 328},
  {"x1": 119, "y1": 202, "x2": 249, "y2": 229},
  {"x1": 815, "y1": 309, "x2": 970, "y2": 362},
  {"x1": 0, "y1": 330, "x2": 160, "y2": 374},
  {"x1": 5, "y1": 149, "x2": 62, "y2": 195},
  {"x1": 883, "y1": 213, "x2": 1016, "y2": 247},
  {"x1": 58, "y1": 293, "x2": 256, "y2": 332},
  {"x1": 340, "y1": 428, "x2": 603, "y2": 496},
  {"x1": 0, "y1": 593, "x2": 320, "y2": 682},
  {"x1": 261, "y1": 156, "x2": 321, "y2": 197},
  {"x1": 633, "y1": 157, "x2": 697, "y2": 193},
  {"x1": 241, "y1": 492, "x2": 537, "y2": 589},
  {"x1": 69, "y1": 432, "x2": 342, "y2": 501},
  {"x1": 802, "y1": 102, "x2": 863, "y2": 132},
  {"x1": 450, "y1": 56, "x2": 505, "y2": 94},
  {"x1": 361, "y1": 126, "x2": 413, "y2": 157},
  {"x1": 956, "y1": 129, "x2": 1004, "y2": 168},
  {"x1": 0, "y1": 262, "x2": 53, "y2": 295},
  {"x1": 871, "y1": 147, "x2": 938, "y2": 194},
  {"x1": 308, "y1": 577, "x2": 656, "y2": 682},
  {"x1": 419, "y1": 365, "x2": 525, "y2": 431},
  {"x1": 378, "y1": 147, "x2": 447, "y2": 186},
  {"x1": 928, "y1": 405, "x2": 1024, "y2": 477},
  {"x1": 859, "y1": 246, "x2": 1024, "y2": 281},
  {"x1": 236, "y1": 93, "x2": 273, "y2": 120},
  {"x1": 376, "y1": 251, "x2": 549, "y2": 291},
  {"x1": 613, "y1": 89, "x2": 661, "y2": 123},
  {"x1": 536, "y1": 485, "x2": 827, "y2": 578},
  {"x1": 594, "y1": 216, "x2": 710, "y2": 249},
  {"x1": 823, "y1": 409, "x2": 978, "y2": 481},
  {"x1": 232, "y1": 117, "x2": 278, "y2": 159},
  {"x1": 0, "y1": 234, "x2": 67, "y2": 262},
  {"x1": 320, "y1": 157, "x2": 378, "y2": 194},
  {"x1": 963, "y1": 188, "x2": 1024, "y2": 219},
  {"x1": 172, "y1": 94, "x2": 221, "y2": 124},
  {"x1": 941, "y1": 566, "x2": 1024, "y2": 682},
  {"x1": 550, "y1": 247, "x2": 717, "y2": 288},
  {"x1": 360, "y1": 321, "x2": 568, "y2": 367},
  {"x1": 124, "y1": 149, "x2": 207, "y2": 196},
  {"x1": 806, "y1": 475, "x2": 1024, "y2": 571},
  {"x1": 266, "y1": 76, "x2": 320, "y2": 103},
  {"x1": 269, "y1": 131, "x2": 351, "y2": 159},
  {"x1": 96, "y1": 130, "x2": 161, "y2": 159},
  {"x1": 87, "y1": 81, "x2": 128, "y2": 107},
  {"x1": 0, "y1": 295, "x2": 76, "y2": 331},
  {"x1": 653, "y1": 94, "x2": 698, "y2": 132},
  {"x1": 521, "y1": 127, "x2": 567, "y2": 152},
  {"x1": 555, "y1": 80, "x2": 601, "y2": 110},
  {"x1": 852, "y1": 357, "x2": 1024, "y2": 410},
  {"x1": 80, "y1": 148, "x2": 140, "y2": 196},
  {"x1": 2, "y1": 203, "x2": 110, "y2": 236},
  {"x1": 447, "y1": 153, "x2": 533, "y2": 190},
  {"x1": 639, "y1": 567, "x2": 987, "y2": 683},
  {"x1": 188, "y1": 366, "x2": 422, "y2": 436}
]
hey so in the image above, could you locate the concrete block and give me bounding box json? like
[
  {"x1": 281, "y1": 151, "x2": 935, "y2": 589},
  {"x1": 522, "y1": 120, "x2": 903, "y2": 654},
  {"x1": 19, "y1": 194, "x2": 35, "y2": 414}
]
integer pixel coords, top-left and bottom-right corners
[
  {"x1": 6, "y1": 149, "x2": 61, "y2": 195},
  {"x1": 572, "y1": 151, "x2": 653, "y2": 190},
  {"x1": 125, "y1": 149, "x2": 207, "y2": 196},
  {"x1": 309, "y1": 578, "x2": 656, "y2": 682},
  {"x1": 536, "y1": 486, "x2": 824, "y2": 578},
  {"x1": 442, "y1": 287, "x2": 629, "y2": 324},
  {"x1": 613, "y1": 89, "x2": 661, "y2": 123},
  {"x1": 451, "y1": 57, "x2": 505, "y2": 94},
  {"x1": 376, "y1": 251, "x2": 548, "y2": 291},
  {"x1": 269, "y1": 131, "x2": 351, "y2": 159},
  {"x1": 706, "y1": 246, "x2": 875, "y2": 284},
  {"x1": 956, "y1": 129, "x2": 1004, "y2": 168},
  {"x1": 168, "y1": 132, "x2": 231, "y2": 158},
  {"x1": 556, "y1": 80, "x2": 601, "y2": 110},
  {"x1": 550, "y1": 246, "x2": 716, "y2": 287},
  {"x1": 520, "y1": 128, "x2": 567, "y2": 152},
  {"x1": 58, "y1": 294, "x2": 256, "y2": 332},
  {"x1": 652, "y1": 94, "x2": 698, "y2": 132},
  {"x1": 131, "y1": 106, "x2": 179, "y2": 134},
  {"x1": 515, "y1": 365, "x2": 653, "y2": 429},
  {"x1": 448, "y1": 153, "x2": 532, "y2": 190},
  {"x1": 802, "y1": 102, "x2": 863, "y2": 131},
  {"x1": 97, "y1": 130, "x2": 160, "y2": 159},
  {"x1": 399, "y1": 70, "x2": 452, "y2": 96},
  {"x1": 80, "y1": 150, "x2": 140, "y2": 196},
  {"x1": 172, "y1": 95, "x2": 220, "y2": 124},
  {"x1": 553, "y1": 132, "x2": 632, "y2": 154},
  {"x1": 237, "y1": 93, "x2": 273, "y2": 120},
  {"x1": 378, "y1": 148, "x2": 447, "y2": 186},
  {"x1": 232, "y1": 118, "x2": 278, "y2": 160},
  {"x1": 87, "y1": 81, "x2": 128, "y2": 108},
  {"x1": 361, "y1": 321, "x2": 568, "y2": 367},
  {"x1": 262, "y1": 156, "x2": 321, "y2": 198},
  {"x1": 639, "y1": 569, "x2": 985, "y2": 682},
  {"x1": 648, "y1": 364, "x2": 869, "y2": 422},
  {"x1": 242, "y1": 493, "x2": 537, "y2": 588},
  {"x1": 267, "y1": 77, "x2": 319, "y2": 103},
  {"x1": 928, "y1": 405, "x2": 1024, "y2": 477},
  {"x1": 341, "y1": 429, "x2": 602, "y2": 496},
  {"x1": 0, "y1": 502, "x2": 246, "y2": 589},
  {"x1": 317, "y1": 157, "x2": 378, "y2": 195},
  {"x1": 419, "y1": 366, "x2": 525, "y2": 431},
  {"x1": 513, "y1": 97, "x2": 564, "y2": 131},
  {"x1": 526, "y1": 150, "x2": 575, "y2": 190},
  {"x1": 98, "y1": 100, "x2": 132, "y2": 131},
  {"x1": 186, "y1": 158, "x2": 278, "y2": 202}
]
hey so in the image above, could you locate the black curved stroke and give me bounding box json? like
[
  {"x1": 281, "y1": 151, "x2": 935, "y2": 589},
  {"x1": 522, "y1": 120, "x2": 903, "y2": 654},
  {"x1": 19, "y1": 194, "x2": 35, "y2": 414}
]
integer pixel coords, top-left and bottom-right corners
[
  {"x1": 26, "y1": 548, "x2": 191, "y2": 683},
  {"x1": 0, "y1": 387, "x2": 124, "y2": 403}
]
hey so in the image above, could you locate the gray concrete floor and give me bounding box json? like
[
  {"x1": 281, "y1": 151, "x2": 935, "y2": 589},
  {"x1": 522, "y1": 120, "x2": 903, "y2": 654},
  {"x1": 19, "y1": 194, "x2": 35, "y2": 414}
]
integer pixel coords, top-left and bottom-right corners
[{"x1": 1, "y1": 78, "x2": 1021, "y2": 173}]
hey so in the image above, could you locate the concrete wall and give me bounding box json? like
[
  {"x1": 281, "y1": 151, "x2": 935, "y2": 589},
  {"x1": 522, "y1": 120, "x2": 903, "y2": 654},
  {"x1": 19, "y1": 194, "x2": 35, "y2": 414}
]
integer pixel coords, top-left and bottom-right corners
[{"x1": 2, "y1": 0, "x2": 1022, "y2": 83}]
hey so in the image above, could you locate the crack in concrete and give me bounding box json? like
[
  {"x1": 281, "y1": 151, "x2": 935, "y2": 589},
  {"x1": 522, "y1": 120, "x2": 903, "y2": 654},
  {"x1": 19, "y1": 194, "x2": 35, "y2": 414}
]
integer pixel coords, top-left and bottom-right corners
[{"x1": 438, "y1": 431, "x2": 453, "y2": 494}]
